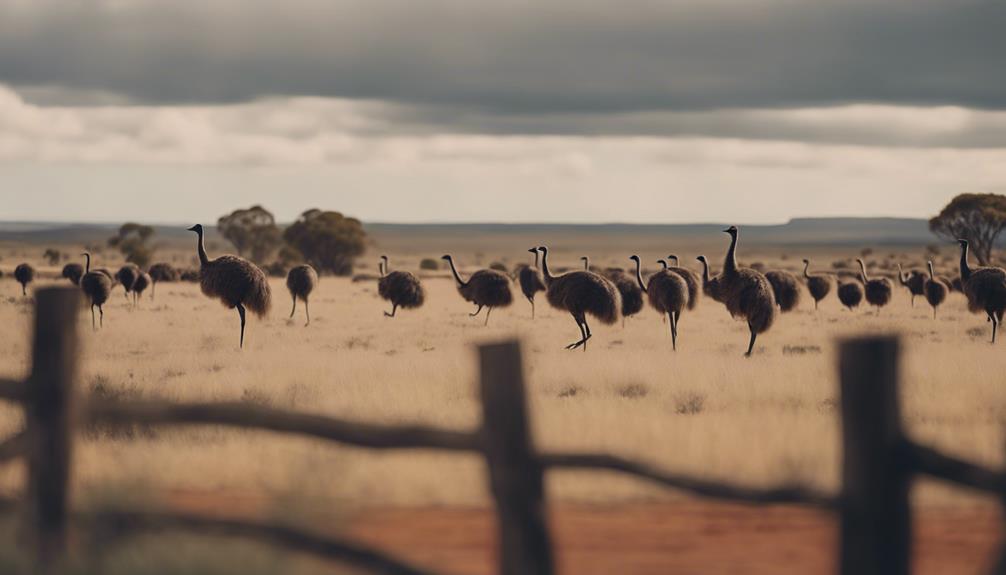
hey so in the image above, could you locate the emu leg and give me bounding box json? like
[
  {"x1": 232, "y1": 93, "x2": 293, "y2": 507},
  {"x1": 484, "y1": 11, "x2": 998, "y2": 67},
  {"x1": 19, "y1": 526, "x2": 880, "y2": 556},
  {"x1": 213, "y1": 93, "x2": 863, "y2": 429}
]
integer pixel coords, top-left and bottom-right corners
[
  {"x1": 565, "y1": 316, "x2": 589, "y2": 350},
  {"x1": 91, "y1": 305, "x2": 97, "y2": 332},
  {"x1": 745, "y1": 323, "x2": 757, "y2": 357},
  {"x1": 814, "y1": 299, "x2": 819, "y2": 311},
  {"x1": 528, "y1": 297, "x2": 535, "y2": 319},
  {"x1": 469, "y1": 305, "x2": 483, "y2": 317},
  {"x1": 290, "y1": 296, "x2": 297, "y2": 318},
  {"x1": 384, "y1": 304, "x2": 397, "y2": 318},
  {"x1": 237, "y1": 303, "x2": 247, "y2": 349},
  {"x1": 305, "y1": 299, "x2": 311, "y2": 326},
  {"x1": 993, "y1": 313, "x2": 1000, "y2": 344},
  {"x1": 98, "y1": 306, "x2": 104, "y2": 328},
  {"x1": 484, "y1": 307, "x2": 493, "y2": 326},
  {"x1": 21, "y1": 284, "x2": 26, "y2": 296},
  {"x1": 670, "y1": 312, "x2": 679, "y2": 351}
]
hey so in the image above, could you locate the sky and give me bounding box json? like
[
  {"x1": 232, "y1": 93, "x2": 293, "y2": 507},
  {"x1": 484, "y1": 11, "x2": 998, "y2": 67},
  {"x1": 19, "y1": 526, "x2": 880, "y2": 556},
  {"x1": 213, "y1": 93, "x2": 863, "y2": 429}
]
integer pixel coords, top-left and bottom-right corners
[{"x1": 1, "y1": 0, "x2": 1004, "y2": 224}]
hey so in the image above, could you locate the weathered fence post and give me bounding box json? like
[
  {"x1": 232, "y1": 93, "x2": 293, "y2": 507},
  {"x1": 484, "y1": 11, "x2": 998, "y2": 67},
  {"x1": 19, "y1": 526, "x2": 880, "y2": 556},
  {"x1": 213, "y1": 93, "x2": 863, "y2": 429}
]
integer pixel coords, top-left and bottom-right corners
[
  {"x1": 25, "y1": 287, "x2": 80, "y2": 567},
  {"x1": 839, "y1": 336, "x2": 909, "y2": 575},
  {"x1": 478, "y1": 340, "x2": 554, "y2": 575}
]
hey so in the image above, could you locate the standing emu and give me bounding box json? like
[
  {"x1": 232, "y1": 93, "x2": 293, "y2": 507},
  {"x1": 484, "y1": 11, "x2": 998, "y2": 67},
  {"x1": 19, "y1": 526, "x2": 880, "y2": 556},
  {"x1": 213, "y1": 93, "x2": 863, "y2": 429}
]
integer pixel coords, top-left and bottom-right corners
[
  {"x1": 80, "y1": 253, "x2": 112, "y2": 331},
  {"x1": 957, "y1": 238, "x2": 1006, "y2": 343},
  {"x1": 132, "y1": 272, "x2": 150, "y2": 306},
  {"x1": 801, "y1": 260, "x2": 833, "y2": 310},
  {"x1": 898, "y1": 264, "x2": 926, "y2": 307},
  {"x1": 62, "y1": 263, "x2": 84, "y2": 286},
  {"x1": 148, "y1": 263, "x2": 179, "y2": 299},
  {"x1": 536, "y1": 246, "x2": 620, "y2": 350},
  {"x1": 720, "y1": 227, "x2": 777, "y2": 357},
  {"x1": 837, "y1": 279, "x2": 864, "y2": 311},
  {"x1": 14, "y1": 263, "x2": 34, "y2": 296},
  {"x1": 604, "y1": 269, "x2": 643, "y2": 326},
  {"x1": 696, "y1": 256, "x2": 724, "y2": 303},
  {"x1": 286, "y1": 264, "x2": 319, "y2": 325},
  {"x1": 115, "y1": 264, "x2": 140, "y2": 303},
  {"x1": 856, "y1": 259, "x2": 893, "y2": 315},
  {"x1": 924, "y1": 261, "x2": 948, "y2": 319},
  {"x1": 188, "y1": 224, "x2": 272, "y2": 348},
  {"x1": 378, "y1": 256, "x2": 424, "y2": 318},
  {"x1": 517, "y1": 248, "x2": 547, "y2": 318},
  {"x1": 441, "y1": 255, "x2": 513, "y2": 325},
  {"x1": 765, "y1": 270, "x2": 802, "y2": 312},
  {"x1": 631, "y1": 256, "x2": 688, "y2": 350},
  {"x1": 666, "y1": 255, "x2": 701, "y2": 311}
]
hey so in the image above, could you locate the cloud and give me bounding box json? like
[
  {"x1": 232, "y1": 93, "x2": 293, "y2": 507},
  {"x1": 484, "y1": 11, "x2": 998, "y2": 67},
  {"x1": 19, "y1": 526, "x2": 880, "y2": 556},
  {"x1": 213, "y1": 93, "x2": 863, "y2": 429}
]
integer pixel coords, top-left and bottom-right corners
[{"x1": 0, "y1": 0, "x2": 1002, "y2": 115}]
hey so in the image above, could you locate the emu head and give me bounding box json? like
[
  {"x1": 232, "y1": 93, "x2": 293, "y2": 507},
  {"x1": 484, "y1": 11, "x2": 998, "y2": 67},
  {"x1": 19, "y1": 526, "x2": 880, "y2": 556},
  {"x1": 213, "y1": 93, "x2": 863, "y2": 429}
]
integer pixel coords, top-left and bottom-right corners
[
  {"x1": 187, "y1": 224, "x2": 203, "y2": 234},
  {"x1": 956, "y1": 239, "x2": 969, "y2": 248},
  {"x1": 723, "y1": 225, "x2": 738, "y2": 235},
  {"x1": 527, "y1": 247, "x2": 538, "y2": 254},
  {"x1": 696, "y1": 255, "x2": 706, "y2": 263},
  {"x1": 440, "y1": 254, "x2": 451, "y2": 261}
]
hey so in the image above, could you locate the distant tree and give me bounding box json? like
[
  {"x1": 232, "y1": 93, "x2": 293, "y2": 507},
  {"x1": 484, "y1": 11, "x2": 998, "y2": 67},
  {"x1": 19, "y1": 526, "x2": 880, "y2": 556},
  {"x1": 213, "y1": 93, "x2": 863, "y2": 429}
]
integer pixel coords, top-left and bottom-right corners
[
  {"x1": 217, "y1": 205, "x2": 282, "y2": 264},
  {"x1": 108, "y1": 223, "x2": 155, "y2": 267},
  {"x1": 930, "y1": 193, "x2": 1006, "y2": 265},
  {"x1": 283, "y1": 209, "x2": 366, "y2": 276},
  {"x1": 43, "y1": 248, "x2": 61, "y2": 266}
]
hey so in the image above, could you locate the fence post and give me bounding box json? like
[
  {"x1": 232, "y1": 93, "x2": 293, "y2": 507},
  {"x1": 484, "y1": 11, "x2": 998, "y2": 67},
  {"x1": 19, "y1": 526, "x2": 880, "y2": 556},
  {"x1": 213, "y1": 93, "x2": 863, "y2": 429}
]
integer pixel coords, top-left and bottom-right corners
[
  {"x1": 478, "y1": 340, "x2": 554, "y2": 575},
  {"x1": 838, "y1": 336, "x2": 909, "y2": 575},
  {"x1": 24, "y1": 287, "x2": 80, "y2": 567}
]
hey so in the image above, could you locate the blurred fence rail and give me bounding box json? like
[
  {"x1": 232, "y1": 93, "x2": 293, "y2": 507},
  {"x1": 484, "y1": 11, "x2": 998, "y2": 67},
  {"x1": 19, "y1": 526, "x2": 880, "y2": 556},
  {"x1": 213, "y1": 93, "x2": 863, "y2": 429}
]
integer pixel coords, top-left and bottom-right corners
[{"x1": 1, "y1": 286, "x2": 1006, "y2": 574}]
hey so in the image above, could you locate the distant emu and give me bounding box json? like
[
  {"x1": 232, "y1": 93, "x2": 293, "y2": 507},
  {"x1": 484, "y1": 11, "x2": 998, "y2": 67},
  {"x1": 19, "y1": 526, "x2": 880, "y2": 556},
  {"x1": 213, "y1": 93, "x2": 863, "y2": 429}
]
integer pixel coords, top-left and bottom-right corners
[
  {"x1": 188, "y1": 224, "x2": 272, "y2": 348},
  {"x1": 957, "y1": 238, "x2": 1006, "y2": 343},
  {"x1": 80, "y1": 253, "x2": 112, "y2": 330},
  {"x1": 695, "y1": 256, "x2": 724, "y2": 303},
  {"x1": 115, "y1": 264, "x2": 140, "y2": 303},
  {"x1": 801, "y1": 259, "x2": 833, "y2": 310},
  {"x1": 148, "y1": 263, "x2": 179, "y2": 299},
  {"x1": 378, "y1": 256, "x2": 424, "y2": 318},
  {"x1": 517, "y1": 248, "x2": 547, "y2": 318},
  {"x1": 837, "y1": 279, "x2": 864, "y2": 311},
  {"x1": 285, "y1": 264, "x2": 319, "y2": 325},
  {"x1": 14, "y1": 263, "x2": 34, "y2": 296},
  {"x1": 132, "y1": 272, "x2": 151, "y2": 306},
  {"x1": 631, "y1": 256, "x2": 688, "y2": 350},
  {"x1": 924, "y1": 261, "x2": 948, "y2": 319},
  {"x1": 856, "y1": 259, "x2": 893, "y2": 315},
  {"x1": 62, "y1": 263, "x2": 84, "y2": 286},
  {"x1": 537, "y1": 246, "x2": 620, "y2": 351},
  {"x1": 442, "y1": 255, "x2": 513, "y2": 325},
  {"x1": 666, "y1": 255, "x2": 701, "y2": 311},
  {"x1": 765, "y1": 270, "x2": 802, "y2": 312},
  {"x1": 605, "y1": 269, "x2": 643, "y2": 327},
  {"x1": 898, "y1": 264, "x2": 926, "y2": 307},
  {"x1": 720, "y1": 227, "x2": 776, "y2": 357}
]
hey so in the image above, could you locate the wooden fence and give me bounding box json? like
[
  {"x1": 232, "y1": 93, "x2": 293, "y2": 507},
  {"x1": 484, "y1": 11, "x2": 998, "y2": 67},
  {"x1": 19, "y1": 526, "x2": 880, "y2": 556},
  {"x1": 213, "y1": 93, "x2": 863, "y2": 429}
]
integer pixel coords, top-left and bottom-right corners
[{"x1": 1, "y1": 286, "x2": 1006, "y2": 574}]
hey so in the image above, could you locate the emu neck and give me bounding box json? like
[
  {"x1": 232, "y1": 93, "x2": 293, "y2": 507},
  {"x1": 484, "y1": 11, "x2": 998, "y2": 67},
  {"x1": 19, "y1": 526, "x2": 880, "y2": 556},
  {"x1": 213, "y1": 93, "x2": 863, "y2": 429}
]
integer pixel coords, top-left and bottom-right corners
[
  {"x1": 445, "y1": 258, "x2": 467, "y2": 287},
  {"x1": 84, "y1": 254, "x2": 91, "y2": 273},
  {"x1": 533, "y1": 251, "x2": 539, "y2": 268},
  {"x1": 379, "y1": 261, "x2": 386, "y2": 278},
  {"x1": 633, "y1": 259, "x2": 647, "y2": 293},
  {"x1": 195, "y1": 229, "x2": 209, "y2": 266},
  {"x1": 928, "y1": 263, "x2": 936, "y2": 280},
  {"x1": 803, "y1": 261, "x2": 811, "y2": 279},
  {"x1": 898, "y1": 264, "x2": 908, "y2": 285},
  {"x1": 582, "y1": 257, "x2": 589, "y2": 271},
  {"x1": 960, "y1": 245, "x2": 972, "y2": 282},
  {"x1": 539, "y1": 250, "x2": 554, "y2": 286},
  {"x1": 700, "y1": 259, "x2": 710, "y2": 284},
  {"x1": 859, "y1": 261, "x2": 870, "y2": 283},
  {"x1": 724, "y1": 232, "x2": 739, "y2": 276}
]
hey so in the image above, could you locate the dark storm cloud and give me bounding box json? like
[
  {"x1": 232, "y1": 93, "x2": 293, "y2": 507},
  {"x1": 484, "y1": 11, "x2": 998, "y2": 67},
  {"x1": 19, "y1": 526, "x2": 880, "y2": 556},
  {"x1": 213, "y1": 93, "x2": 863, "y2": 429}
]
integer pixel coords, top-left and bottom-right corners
[{"x1": 1, "y1": 0, "x2": 1003, "y2": 114}]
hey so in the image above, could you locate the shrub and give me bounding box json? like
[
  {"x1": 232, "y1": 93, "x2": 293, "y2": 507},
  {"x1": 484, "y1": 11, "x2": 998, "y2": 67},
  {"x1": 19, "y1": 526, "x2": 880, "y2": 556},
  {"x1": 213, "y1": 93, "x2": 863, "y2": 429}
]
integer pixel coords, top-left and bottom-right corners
[{"x1": 419, "y1": 258, "x2": 440, "y2": 271}]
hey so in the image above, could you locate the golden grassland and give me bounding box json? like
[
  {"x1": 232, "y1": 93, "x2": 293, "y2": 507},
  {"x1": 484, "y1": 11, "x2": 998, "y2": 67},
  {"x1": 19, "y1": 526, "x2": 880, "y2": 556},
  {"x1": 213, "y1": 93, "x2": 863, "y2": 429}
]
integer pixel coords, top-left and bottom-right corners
[{"x1": 0, "y1": 246, "x2": 1002, "y2": 517}]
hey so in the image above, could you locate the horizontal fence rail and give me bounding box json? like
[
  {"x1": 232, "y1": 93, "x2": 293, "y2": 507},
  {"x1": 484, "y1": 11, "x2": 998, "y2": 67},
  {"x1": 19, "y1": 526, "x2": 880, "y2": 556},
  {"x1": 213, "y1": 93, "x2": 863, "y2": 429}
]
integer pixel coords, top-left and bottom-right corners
[{"x1": 1, "y1": 286, "x2": 1005, "y2": 575}]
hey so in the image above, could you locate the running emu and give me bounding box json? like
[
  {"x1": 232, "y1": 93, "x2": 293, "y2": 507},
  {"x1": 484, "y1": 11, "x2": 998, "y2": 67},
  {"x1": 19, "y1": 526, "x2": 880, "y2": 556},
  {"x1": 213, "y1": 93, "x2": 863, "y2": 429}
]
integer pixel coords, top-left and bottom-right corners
[
  {"x1": 837, "y1": 279, "x2": 864, "y2": 311},
  {"x1": 856, "y1": 259, "x2": 893, "y2": 315},
  {"x1": 517, "y1": 248, "x2": 547, "y2": 318},
  {"x1": 666, "y1": 255, "x2": 701, "y2": 311},
  {"x1": 536, "y1": 246, "x2": 620, "y2": 350},
  {"x1": 132, "y1": 272, "x2": 151, "y2": 306},
  {"x1": 765, "y1": 270, "x2": 802, "y2": 312},
  {"x1": 14, "y1": 263, "x2": 34, "y2": 296},
  {"x1": 802, "y1": 259, "x2": 833, "y2": 310},
  {"x1": 286, "y1": 264, "x2": 319, "y2": 325},
  {"x1": 377, "y1": 256, "x2": 424, "y2": 318},
  {"x1": 958, "y1": 239, "x2": 1006, "y2": 343},
  {"x1": 924, "y1": 261, "x2": 948, "y2": 319},
  {"x1": 695, "y1": 256, "x2": 724, "y2": 303},
  {"x1": 188, "y1": 224, "x2": 272, "y2": 348},
  {"x1": 441, "y1": 255, "x2": 513, "y2": 325},
  {"x1": 898, "y1": 264, "x2": 926, "y2": 307},
  {"x1": 720, "y1": 227, "x2": 777, "y2": 357},
  {"x1": 62, "y1": 263, "x2": 84, "y2": 286},
  {"x1": 631, "y1": 256, "x2": 688, "y2": 350},
  {"x1": 80, "y1": 253, "x2": 112, "y2": 331}
]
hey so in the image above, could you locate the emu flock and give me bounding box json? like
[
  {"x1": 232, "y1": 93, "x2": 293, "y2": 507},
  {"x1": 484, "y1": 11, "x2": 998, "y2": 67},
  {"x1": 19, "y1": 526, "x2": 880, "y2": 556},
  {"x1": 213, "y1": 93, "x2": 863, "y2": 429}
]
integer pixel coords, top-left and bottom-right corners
[{"x1": 6, "y1": 227, "x2": 1005, "y2": 354}]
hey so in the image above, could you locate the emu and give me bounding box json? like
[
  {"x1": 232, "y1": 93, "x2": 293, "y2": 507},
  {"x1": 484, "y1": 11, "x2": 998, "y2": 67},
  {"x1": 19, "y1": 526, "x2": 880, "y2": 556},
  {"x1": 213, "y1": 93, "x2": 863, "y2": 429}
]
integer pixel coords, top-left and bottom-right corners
[
  {"x1": 148, "y1": 263, "x2": 179, "y2": 299},
  {"x1": 115, "y1": 264, "x2": 140, "y2": 303},
  {"x1": 720, "y1": 227, "x2": 776, "y2": 357},
  {"x1": 924, "y1": 261, "x2": 948, "y2": 319},
  {"x1": 537, "y1": 246, "x2": 620, "y2": 351},
  {"x1": 898, "y1": 264, "x2": 926, "y2": 307},
  {"x1": 665, "y1": 255, "x2": 701, "y2": 311},
  {"x1": 132, "y1": 272, "x2": 151, "y2": 306},
  {"x1": 695, "y1": 255, "x2": 724, "y2": 303},
  {"x1": 442, "y1": 255, "x2": 513, "y2": 325},
  {"x1": 188, "y1": 224, "x2": 272, "y2": 348},
  {"x1": 765, "y1": 270, "x2": 802, "y2": 312},
  {"x1": 630, "y1": 256, "x2": 688, "y2": 350},
  {"x1": 837, "y1": 279, "x2": 864, "y2": 311},
  {"x1": 287, "y1": 264, "x2": 319, "y2": 325},
  {"x1": 958, "y1": 238, "x2": 1006, "y2": 343},
  {"x1": 856, "y1": 259, "x2": 893, "y2": 315},
  {"x1": 62, "y1": 263, "x2": 84, "y2": 286},
  {"x1": 802, "y1": 260, "x2": 833, "y2": 310},
  {"x1": 80, "y1": 253, "x2": 112, "y2": 331},
  {"x1": 14, "y1": 263, "x2": 34, "y2": 296},
  {"x1": 378, "y1": 256, "x2": 424, "y2": 318},
  {"x1": 517, "y1": 248, "x2": 547, "y2": 318}
]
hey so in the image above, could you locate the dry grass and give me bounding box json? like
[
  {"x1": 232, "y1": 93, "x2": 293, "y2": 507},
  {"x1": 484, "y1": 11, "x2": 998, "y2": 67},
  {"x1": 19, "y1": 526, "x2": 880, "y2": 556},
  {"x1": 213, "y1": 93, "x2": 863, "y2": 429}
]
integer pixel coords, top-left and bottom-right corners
[{"x1": 0, "y1": 249, "x2": 1002, "y2": 513}]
